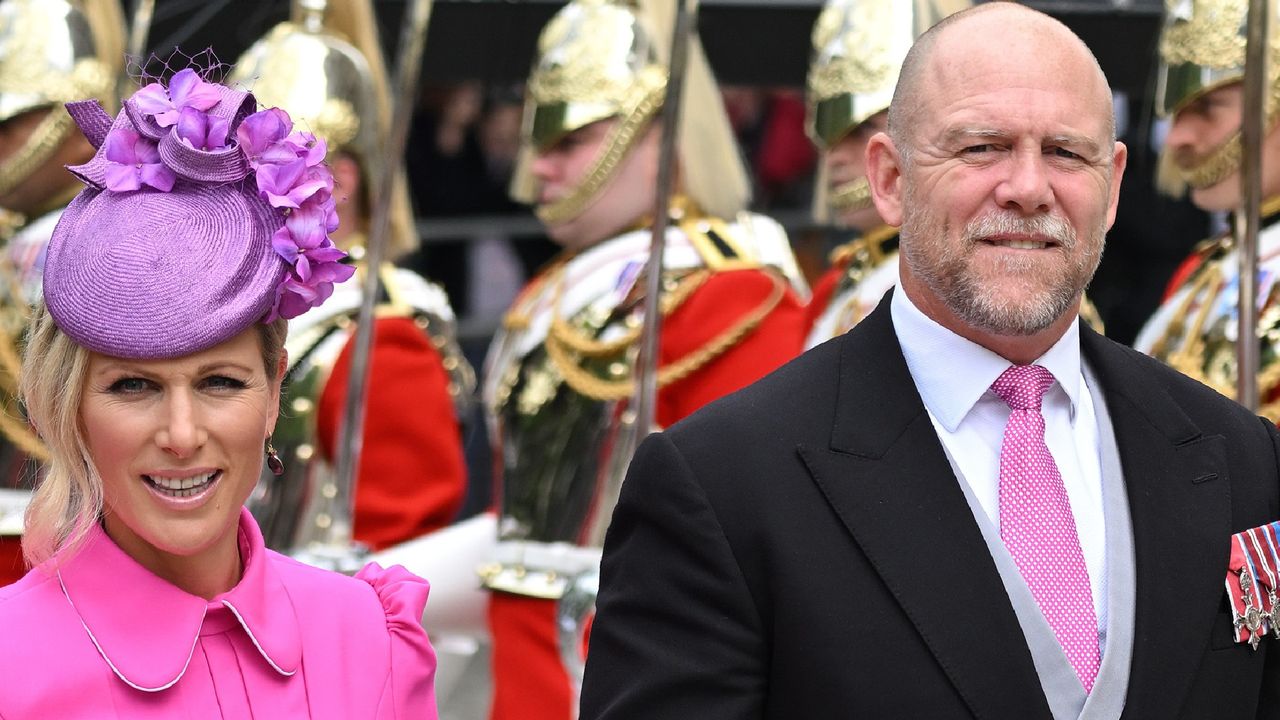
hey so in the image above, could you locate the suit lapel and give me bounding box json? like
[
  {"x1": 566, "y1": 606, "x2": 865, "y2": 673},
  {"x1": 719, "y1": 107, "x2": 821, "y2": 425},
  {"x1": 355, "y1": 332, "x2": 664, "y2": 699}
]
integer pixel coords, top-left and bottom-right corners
[
  {"x1": 800, "y1": 296, "x2": 1052, "y2": 719},
  {"x1": 1080, "y1": 329, "x2": 1231, "y2": 720}
]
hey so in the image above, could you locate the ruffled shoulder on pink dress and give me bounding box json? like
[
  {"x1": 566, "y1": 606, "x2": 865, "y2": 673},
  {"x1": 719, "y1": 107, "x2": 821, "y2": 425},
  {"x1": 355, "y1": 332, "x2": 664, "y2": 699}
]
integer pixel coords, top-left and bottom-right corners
[{"x1": 355, "y1": 562, "x2": 439, "y2": 719}]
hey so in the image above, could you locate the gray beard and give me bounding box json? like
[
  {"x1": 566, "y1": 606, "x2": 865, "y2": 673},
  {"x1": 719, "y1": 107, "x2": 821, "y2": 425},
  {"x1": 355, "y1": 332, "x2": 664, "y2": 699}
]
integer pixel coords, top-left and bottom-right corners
[{"x1": 900, "y1": 205, "x2": 1101, "y2": 337}]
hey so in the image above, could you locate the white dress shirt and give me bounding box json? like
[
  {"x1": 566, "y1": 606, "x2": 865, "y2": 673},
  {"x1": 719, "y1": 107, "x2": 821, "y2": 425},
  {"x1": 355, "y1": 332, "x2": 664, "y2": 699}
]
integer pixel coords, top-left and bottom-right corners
[{"x1": 890, "y1": 287, "x2": 1108, "y2": 626}]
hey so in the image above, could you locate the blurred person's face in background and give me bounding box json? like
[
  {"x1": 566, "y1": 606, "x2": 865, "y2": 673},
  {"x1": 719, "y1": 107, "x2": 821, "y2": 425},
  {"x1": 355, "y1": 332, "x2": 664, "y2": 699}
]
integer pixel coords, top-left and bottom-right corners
[
  {"x1": 531, "y1": 118, "x2": 660, "y2": 250},
  {"x1": 1164, "y1": 82, "x2": 1280, "y2": 213},
  {"x1": 480, "y1": 102, "x2": 524, "y2": 178},
  {"x1": 826, "y1": 112, "x2": 888, "y2": 231}
]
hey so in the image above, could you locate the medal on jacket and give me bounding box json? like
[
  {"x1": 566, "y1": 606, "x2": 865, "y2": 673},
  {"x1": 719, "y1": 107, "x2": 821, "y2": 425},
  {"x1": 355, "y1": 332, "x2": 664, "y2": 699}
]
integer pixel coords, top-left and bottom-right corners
[
  {"x1": 1244, "y1": 528, "x2": 1276, "y2": 642},
  {"x1": 1227, "y1": 533, "x2": 1264, "y2": 648},
  {"x1": 1265, "y1": 523, "x2": 1280, "y2": 638}
]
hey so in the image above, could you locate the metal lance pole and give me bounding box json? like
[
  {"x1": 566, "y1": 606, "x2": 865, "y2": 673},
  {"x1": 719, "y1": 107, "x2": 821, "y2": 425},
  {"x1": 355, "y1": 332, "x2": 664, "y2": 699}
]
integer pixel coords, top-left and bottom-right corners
[
  {"x1": 298, "y1": 0, "x2": 434, "y2": 572},
  {"x1": 1238, "y1": 0, "x2": 1267, "y2": 411},
  {"x1": 560, "y1": 1, "x2": 702, "y2": 702},
  {"x1": 124, "y1": 0, "x2": 155, "y2": 85},
  {"x1": 632, "y1": 0, "x2": 699, "y2": 439}
]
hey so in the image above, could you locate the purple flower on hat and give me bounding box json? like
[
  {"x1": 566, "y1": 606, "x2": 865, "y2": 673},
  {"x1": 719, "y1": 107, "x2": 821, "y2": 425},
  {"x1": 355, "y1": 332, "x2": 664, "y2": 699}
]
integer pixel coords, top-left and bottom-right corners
[
  {"x1": 283, "y1": 131, "x2": 328, "y2": 168},
  {"x1": 131, "y1": 67, "x2": 221, "y2": 128},
  {"x1": 268, "y1": 275, "x2": 323, "y2": 324},
  {"x1": 103, "y1": 128, "x2": 176, "y2": 192},
  {"x1": 132, "y1": 69, "x2": 222, "y2": 128},
  {"x1": 308, "y1": 256, "x2": 356, "y2": 286},
  {"x1": 256, "y1": 159, "x2": 333, "y2": 209},
  {"x1": 266, "y1": 258, "x2": 354, "y2": 323},
  {"x1": 271, "y1": 203, "x2": 345, "y2": 276},
  {"x1": 237, "y1": 108, "x2": 295, "y2": 167},
  {"x1": 174, "y1": 106, "x2": 230, "y2": 151}
]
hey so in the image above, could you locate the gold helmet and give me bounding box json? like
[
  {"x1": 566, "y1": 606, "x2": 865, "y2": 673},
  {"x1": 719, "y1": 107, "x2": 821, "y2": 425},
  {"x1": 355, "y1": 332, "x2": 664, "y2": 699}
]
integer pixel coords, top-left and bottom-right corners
[
  {"x1": 230, "y1": 0, "x2": 417, "y2": 260},
  {"x1": 806, "y1": 0, "x2": 968, "y2": 220},
  {"x1": 1154, "y1": 0, "x2": 1280, "y2": 194},
  {"x1": 0, "y1": 0, "x2": 123, "y2": 199},
  {"x1": 510, "y1": 0, "x2": 749, "y2": 225}
]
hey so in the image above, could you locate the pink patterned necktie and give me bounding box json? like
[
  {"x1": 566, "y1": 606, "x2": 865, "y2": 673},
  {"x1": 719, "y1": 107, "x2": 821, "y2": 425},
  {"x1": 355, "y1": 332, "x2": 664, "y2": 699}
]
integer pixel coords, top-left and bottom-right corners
[{"x1": 992, "y1": 364, "x2": 1100, "y2": 693}]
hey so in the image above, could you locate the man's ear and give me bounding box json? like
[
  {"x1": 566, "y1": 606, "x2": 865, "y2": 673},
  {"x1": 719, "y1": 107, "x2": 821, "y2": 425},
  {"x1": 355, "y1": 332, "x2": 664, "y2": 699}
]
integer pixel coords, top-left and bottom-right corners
[
  {"x1": 866, "y1": 131, "x2": 905, "y2": 227},
  {"x1": 1104, "y1": 140, "x2": 1128, "y2": 228}
]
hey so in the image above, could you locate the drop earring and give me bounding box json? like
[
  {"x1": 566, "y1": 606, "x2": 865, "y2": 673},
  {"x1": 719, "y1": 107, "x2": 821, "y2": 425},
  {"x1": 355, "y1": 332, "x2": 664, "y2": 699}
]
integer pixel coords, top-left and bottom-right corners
[{"x1": 265, "y1": 437, "x2": 285, "y2": 476}]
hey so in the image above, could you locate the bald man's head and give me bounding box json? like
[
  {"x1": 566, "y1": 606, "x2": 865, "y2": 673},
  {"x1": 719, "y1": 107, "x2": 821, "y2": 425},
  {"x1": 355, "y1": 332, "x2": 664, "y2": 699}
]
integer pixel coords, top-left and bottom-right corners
[{"x1": 887, "y1": 3, "x2": 1115, "y2": 163}]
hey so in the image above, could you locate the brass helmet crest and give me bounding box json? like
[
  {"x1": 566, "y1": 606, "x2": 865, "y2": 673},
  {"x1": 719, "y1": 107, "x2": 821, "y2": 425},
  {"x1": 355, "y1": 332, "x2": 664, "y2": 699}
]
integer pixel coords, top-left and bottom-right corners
[
  {"x1": 806, "y1": 0, "x2": 968, "y2": 220},
  {"x1": 511, "y1": 0, "x2": 749, "y2": 226},
  {"x1": 231, "y1": 0, "x2": 417, "y2": 260},
  {"x1": 1154, "y1": 0, "x2": 1280, "y2": 193},
  {"x1": 0, "y1": 0, "x2": 123, "y2": 199}
]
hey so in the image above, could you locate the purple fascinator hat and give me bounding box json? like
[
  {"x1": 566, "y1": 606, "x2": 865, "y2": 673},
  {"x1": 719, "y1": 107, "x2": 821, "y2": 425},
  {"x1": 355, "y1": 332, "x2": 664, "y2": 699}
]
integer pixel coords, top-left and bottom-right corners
[{"x1": 44, "y1": 68, "x2": 356, "y2": 359}]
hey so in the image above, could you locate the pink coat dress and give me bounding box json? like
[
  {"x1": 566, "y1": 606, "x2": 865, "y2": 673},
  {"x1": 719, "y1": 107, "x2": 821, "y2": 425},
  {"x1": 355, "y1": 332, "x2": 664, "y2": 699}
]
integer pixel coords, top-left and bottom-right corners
[{"x1": 0, "y1": 508, "x2": 438, "y2": 719}]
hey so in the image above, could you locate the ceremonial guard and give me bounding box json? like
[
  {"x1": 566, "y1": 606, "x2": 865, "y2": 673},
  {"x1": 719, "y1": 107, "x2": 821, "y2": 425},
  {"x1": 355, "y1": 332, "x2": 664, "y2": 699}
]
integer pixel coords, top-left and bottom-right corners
[
  {"x1": 0, "y1": 0, "x2": 124, "y2": 585},
  {"x1": 803, "y1": 0, "x2": 968, "y2": 348},
  {"x1": 472, "y1": 0, "x2": 809, "y2": 716},
  {"x1": 1133, "y1": 0, "x2": 1280, "y2": 418},
  {"x1": 229, "y1": 0, "x2": 474, "y2": 554}
]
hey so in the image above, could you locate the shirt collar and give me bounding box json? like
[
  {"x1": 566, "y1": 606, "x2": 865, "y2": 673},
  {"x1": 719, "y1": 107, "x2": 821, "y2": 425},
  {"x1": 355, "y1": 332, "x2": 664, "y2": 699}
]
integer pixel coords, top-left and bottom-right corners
[
  {"x1": 890, "y1": 284, "x2": 1083, "y2": 432},
  {"x1": 56, "y1": 507, "x2": 300, "y2": 692}
]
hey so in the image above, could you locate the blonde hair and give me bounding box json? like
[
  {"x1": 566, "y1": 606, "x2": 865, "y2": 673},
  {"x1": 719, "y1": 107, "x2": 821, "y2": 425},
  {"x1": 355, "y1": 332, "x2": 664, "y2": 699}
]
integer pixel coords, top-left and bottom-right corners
[
  {"x1": 19, "y1": 305, "x2": 96, "y2": 568},
  {"x1": 19, "y1": 306, "x2": 288, "y2": 568}
]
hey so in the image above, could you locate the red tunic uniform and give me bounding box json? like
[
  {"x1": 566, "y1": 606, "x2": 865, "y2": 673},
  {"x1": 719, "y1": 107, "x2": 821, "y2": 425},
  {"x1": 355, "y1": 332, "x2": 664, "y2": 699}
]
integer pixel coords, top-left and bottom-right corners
[
  {"x1": 258, "y1": 266, "x2": 472, "y2": 555},
  {"x1": 488, "y1": 263, "x2": 807, "y2": 720},
  {"x1": 317, "y1": 317, "x2": 469, "y2": 550}
]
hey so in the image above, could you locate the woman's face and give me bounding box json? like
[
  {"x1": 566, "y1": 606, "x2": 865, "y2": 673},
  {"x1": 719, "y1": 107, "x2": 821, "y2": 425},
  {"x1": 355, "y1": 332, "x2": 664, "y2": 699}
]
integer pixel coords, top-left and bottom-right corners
[{"x1": 80, "y1": 327, "x2": 281, "y2": 578}]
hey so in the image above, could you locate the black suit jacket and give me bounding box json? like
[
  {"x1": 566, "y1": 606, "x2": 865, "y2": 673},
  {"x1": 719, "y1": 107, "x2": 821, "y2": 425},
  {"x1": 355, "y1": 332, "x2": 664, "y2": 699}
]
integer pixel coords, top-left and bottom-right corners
[{"x1": 580, "y1": 295, "x2": 1280, "y2": 719}]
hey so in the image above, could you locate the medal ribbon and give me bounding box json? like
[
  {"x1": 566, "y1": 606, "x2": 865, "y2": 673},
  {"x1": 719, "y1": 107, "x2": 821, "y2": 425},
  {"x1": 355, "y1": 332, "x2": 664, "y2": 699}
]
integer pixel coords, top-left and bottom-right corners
[
  {"x1": 1265, "y1": 523, "x2": 1280, "y2": 637},
  {"x1": 1240, "y1": 532, "x2": 1267, "y2": 647},
  {"x1": 1245, "y1": 528, "x2": 1276, "y2": 638},
  {"x1": 1227, "y1": 533, "x2": 1256, "y2": 644}
]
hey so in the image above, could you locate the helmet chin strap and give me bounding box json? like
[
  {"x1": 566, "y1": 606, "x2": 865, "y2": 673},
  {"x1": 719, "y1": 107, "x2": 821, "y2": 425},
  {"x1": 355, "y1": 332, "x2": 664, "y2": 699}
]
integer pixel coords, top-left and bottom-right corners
[
  {"x1": 828, "y1": 176, "x2": 874, "y2": 213},
  {"x1": 535, "y1": 80, "x2": 665, "y2": 227},
  {"x1": 0, "y1": 109, "x2": 73, "y2": 198},
  {"x1": 1178, "y1": 130, "x2": 1244, "y2": 191}
]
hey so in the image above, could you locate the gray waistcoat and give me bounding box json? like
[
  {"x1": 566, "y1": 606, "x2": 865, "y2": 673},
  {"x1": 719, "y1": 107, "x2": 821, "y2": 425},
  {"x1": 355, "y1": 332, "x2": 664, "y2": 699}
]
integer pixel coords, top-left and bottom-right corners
[{"x1": 943, "y1": 364, "x2": 1135, "y2": 720}]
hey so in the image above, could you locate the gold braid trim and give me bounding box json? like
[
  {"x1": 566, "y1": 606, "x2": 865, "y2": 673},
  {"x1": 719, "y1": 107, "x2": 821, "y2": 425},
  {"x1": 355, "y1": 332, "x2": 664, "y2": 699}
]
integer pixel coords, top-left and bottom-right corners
[
  {"x1": 1260, "y1": 361, "x2": 1280, "y2": 421},
  {"x1": 1078, "y1": 296, "x2": 1106, "y2": 335},
  {"x1": 0, "y1": 408, "x2": 48, "y2": 462},
  {"x1": 1154, "y1": 264, "x2": 1223, "y2": 365},
  {"x1": 545, "y1": 271, "x2": 788, "y2": 401},
  {"x1": 534, "y1": 76, "x2": 666, "y2": 226},
  {"x1": 502, "y1": 256, "x2": 569, "y2": 332},
  {"x1": 829, "y1": 223, "x2": 898, "y2": 267},
  {"x1": 0, "y1": 333, "x2": 46, "y2": 461},
  {"x1": 548, "y1": 269, "x2": 708, "y2": 358},
  {"x1": 1262, "y1": 195, "x2": 1280, "y2": 221},
  {"x1": 0, "y1": 109, "x2": 73, "y2": 197}
]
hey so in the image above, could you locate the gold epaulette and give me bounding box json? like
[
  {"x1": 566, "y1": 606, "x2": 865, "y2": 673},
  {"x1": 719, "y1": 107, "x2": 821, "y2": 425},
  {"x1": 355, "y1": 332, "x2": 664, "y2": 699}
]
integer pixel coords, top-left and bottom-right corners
[
  {"x1": 677, "y1": 214, "x2": 762, "y2": 273},
  {"x1": 545, "y1": 265, "x2": 788, "y2": 402},
  {"x1": 1078, "y1": 296, "x2": 1105, "y2": 336},
  {"x1": 827, "y1": 223, "x2": 898, "y2": 268},
  {"x1": 824, "y1": 224, "x2": 899, "y2": 296},
  {"x1": 1189, "y1": 233, "x2": 1232, "y2": 264}
]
